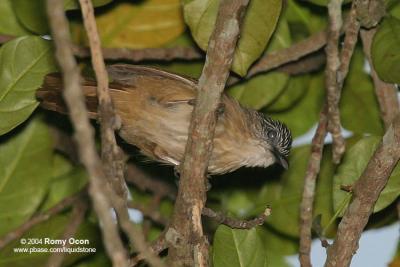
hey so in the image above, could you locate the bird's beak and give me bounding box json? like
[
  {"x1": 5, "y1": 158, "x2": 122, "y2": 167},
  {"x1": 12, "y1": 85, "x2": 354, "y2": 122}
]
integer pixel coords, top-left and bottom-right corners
[{"x1": 272, "y1": 148, "x2": 289, "y2": 170}]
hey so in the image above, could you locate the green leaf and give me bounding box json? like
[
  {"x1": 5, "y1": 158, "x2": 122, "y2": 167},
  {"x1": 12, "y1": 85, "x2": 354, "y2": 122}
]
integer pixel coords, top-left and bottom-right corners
[
  {"x1": 257, "y1": 227, "x2": 296, "y2": 266},
  {"x1": 213, "y1": 225, "x2": 268, "y2": 267},
  {"x1": 12, "y1": 0, "x2": 48, "y2": 35},
  {"x1": 0, "y1": 36, "x2": 56, "y2": 135},
  {"x1": 267, "y1": 75, "x2": 309, "y2": 112},
  {"x1": 391, "y1": 2, "x2": 400, "y2": 19},
  {"x1": 227, "y1": 17, "x2": 291, "y2": 109},
  {"x1": 333, "y1": 136, "x2": 400, "y2": 215},
  {"x1": 371, "y1": 16, "x2": 400, "y2": 84},
  {"x1": 284, "y1": 0, "x2": 327, "y2": 35},
  {"x1": 268, "y1": 72, "x2": 325, "y2": 138},
  {"x1": 156, "y1": 61, "x2": 204, "y2": 80},
  {"x1": 0, "y1": 215, "x2": 101, "y2": 267},
  {"x1": 0, "y1": 118, "x2": 53, "y2": 236},
  {"x1": 256, "y1": 145, "x2": 335, "y2": 237},
  {"x1": 12, "y1": 0, "x2": 113, "y2": 35},
  {"x1": 72, "y1": 0, "x2": 185, "y2": 49},
  {"x1": 341, "y1": 48, "x2": 383, "y2": 135},
  {"x1": 41, "y1": 155, "x2": 88, "y2": 210},
  {"x1": 228, "y1": 72, "x2": 288, "y2": 110},
  {"x1": 183, "y1": 0, "x2": 282, "y2": 76},
  {"x1": 0, "y1": 0, "x2": 30, "y2": 36}
]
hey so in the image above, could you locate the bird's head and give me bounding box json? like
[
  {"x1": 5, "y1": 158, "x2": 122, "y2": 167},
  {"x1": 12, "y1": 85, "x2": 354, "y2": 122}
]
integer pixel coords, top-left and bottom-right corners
[{"x1": 256, "y1": 114, "x2": 292, "y2": 169}]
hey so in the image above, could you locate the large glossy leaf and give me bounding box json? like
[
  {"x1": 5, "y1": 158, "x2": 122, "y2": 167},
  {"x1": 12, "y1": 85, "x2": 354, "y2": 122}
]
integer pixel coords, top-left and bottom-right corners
[
  {"x1": 0, "y1": 36, "x2": 56, "y2": 135},
  {"x1": 227, "y1": 18, "x2": 291, "y2": 109},
  {"x1": 267, "y1": 75, "x2": 309, "y2": 112},
  {"x1": 41, "y1": 155, "x2": 88, "y2": 211},
  {"x1": 183, "y1": 0, "x2": 282, "y2": 76},
  {"x1": 340, "y1": 48, "x2": 383, "y2": 135},
  {"x1": 228, "y1": 73, "x2": 288, "y2": 110},
  {"x1": 73, "y1": 0, "x2": 185, "y2": 49},
  {"x1": 391, "y1": 2, "x2": 400, "y2": 19},
  {"x1": 371, "y1": 16, "x2": 400, "y2": 84},
  {"x1": 0, "y1": 215, "x2": 101, "y2": 267},
  {"x1": 12, "y1": 0, "x2": 49, "y2": 35},
  {"x1": 12, "y1": 0, "x2": 113, "y2": 35},
  {"x1": 285, "y1": 0, "x2": 327, "y2": 36},
  {"x1": 0, "y1": 0, "x2": 30, "y2": 36},
  {"x1": 256, "y1": 145, "x2": 335, "y2": 237},
  {"x1": 213, "y1": 225, "x2": 268, "y2": 267},
  {"x1": 333, "y1": 136, "x2": 400, "y2": 215},
  {"x1": 258, "y1": 226, "x2": 298, "y2": 255},
  {"x1": 0, "y1": 118, "x2": 53, "y2": 236},
  {"x1": 269, "y1": 73, "x2": 325, "y2": 138}
]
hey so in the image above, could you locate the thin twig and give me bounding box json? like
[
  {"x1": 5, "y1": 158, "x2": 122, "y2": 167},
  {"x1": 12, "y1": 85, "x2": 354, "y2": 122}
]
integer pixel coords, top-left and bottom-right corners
[
  {"x1": 46, "y1": 1, "x2": 129, "y2": 266},
  {"x1": 78, "y1": 1, "x2": 165, "y2": 267},
  {"x1": 0, "y1": 34, "x2": 13, "y2": 44},
  {"x1": 325, "y1": 0, "x2": 345, "y2": 164},
  {"x1": 130, "y1": 233, "x2": 168, "y2": 267},
  {"x1": 202, "y1": 207, "x2": 271, "y2": 229},
  {"x1": 167, "y1": 1, "x2": 249, "y2": 266},
  {"x1": 125, "y1": 163, "x2": 176, "y2": 200},
  {"x1": 299, "y1": 106, "x2": 329, "y2": 267},
  {"x1": 299, "y1": 3, "x2": 362, "y2": 265},
  {"x1": 245, "y1": 30, "x2": 328, "y2": 79},
  {"x1": 45, "y1": 199, "x2": 88, "y2": 267},
  {"x1": 0, "y1": 191, "x2": 85, "y2": 250},
  {"x1": 325, "y1": 113, "x2": 400, "y2": 267},
  {"x1": 360, "y1": 28, "x2": 400, "y2": 129}
]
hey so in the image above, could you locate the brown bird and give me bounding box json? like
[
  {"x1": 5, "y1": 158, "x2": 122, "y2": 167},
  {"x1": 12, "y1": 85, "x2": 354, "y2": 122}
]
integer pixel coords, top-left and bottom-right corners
[{"x1": 37, "y1": 64, "x2": 292, "y2": 175}]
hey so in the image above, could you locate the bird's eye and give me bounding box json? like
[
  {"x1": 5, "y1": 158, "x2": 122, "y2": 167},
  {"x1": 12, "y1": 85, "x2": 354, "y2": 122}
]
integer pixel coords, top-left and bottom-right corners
[{"x1": 268, "y1": 130, "x2": 277, "y2": 139}]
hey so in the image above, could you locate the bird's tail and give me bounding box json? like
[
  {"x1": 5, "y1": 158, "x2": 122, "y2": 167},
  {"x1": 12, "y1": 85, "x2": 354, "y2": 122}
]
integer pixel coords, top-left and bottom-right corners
[{"x1": 36, "y1": 74, "x2": 100, "y2": 118}]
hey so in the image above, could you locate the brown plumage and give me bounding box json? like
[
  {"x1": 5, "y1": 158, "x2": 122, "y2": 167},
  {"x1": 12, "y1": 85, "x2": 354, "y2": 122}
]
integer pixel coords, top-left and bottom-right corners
[{"x1": 37, "y1": 64, "x2": 292, "y2": 174}]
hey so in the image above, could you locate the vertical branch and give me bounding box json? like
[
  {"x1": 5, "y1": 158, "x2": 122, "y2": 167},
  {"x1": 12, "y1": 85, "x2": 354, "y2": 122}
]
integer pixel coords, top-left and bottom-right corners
[
  {"x1": 46, "y1": 1, "x2": 129, "y2": 266},
  {"x1": 299, "y1": 3, "x2": 361, "y2": 266},
  {"x1": 325, "y1": 114, "x2": 400, "y2": 267},
  {"x1": 325, "y1": 0, "x2": 345, "y2": 164},
  {"x1": 299, "y1": 107, "x2": 329, "y2": 267},
  {"x1": 78, "y1": 2, "x2": 165, "y2": 267},
  {"x1": 167, "y1": 1, "x2": 249, "y2": 266},
  {"x1": 78, "y1": 0, "x2": 126, "y2": 200},
  {"x1": 360, "y1": 28, "x2": 400, "y2": 128}
]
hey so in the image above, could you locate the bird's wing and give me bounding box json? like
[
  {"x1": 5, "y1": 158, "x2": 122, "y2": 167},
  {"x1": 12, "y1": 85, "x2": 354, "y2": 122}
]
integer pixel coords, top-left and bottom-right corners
[{"x1": 106, "y1": 64, "x2": 197, "y2": 106}]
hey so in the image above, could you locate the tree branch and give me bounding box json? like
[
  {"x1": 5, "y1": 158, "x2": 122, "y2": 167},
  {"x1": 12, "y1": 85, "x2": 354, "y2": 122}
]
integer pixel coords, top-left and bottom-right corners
[
  {"x1": 299, "y1": 3, "x2": 362, "y2": 265},
  {"x1": 202, "y1": 207, "x2": 271, "y2": 229},
  {"x1": 325, "y1": 113, "x2": 400, "y2": 267},
  {"x1": 125, "y1": 163, "x2": 176, "y2": 200},
  {"x1": 245, "y1": 30, "x2": 328, "y2": 79},
  {"x1": 130, "y1": 233, "x2": 168, "y2": 267},
  {"x1": 167, "y1": 1, "x2": 249, "y2": 266},
  {"x1": 78, "y1": 1, "x2": 165, "y2": 267},
  {"x1": 46, "y1": 1, "x2": 129, "y2": 266},
  {"x1": 299, "y1": 106, "x2": 329, "y2": 267},
  {"x1": 325, "y1": 0, "x2": 345, "y2": 164}
]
